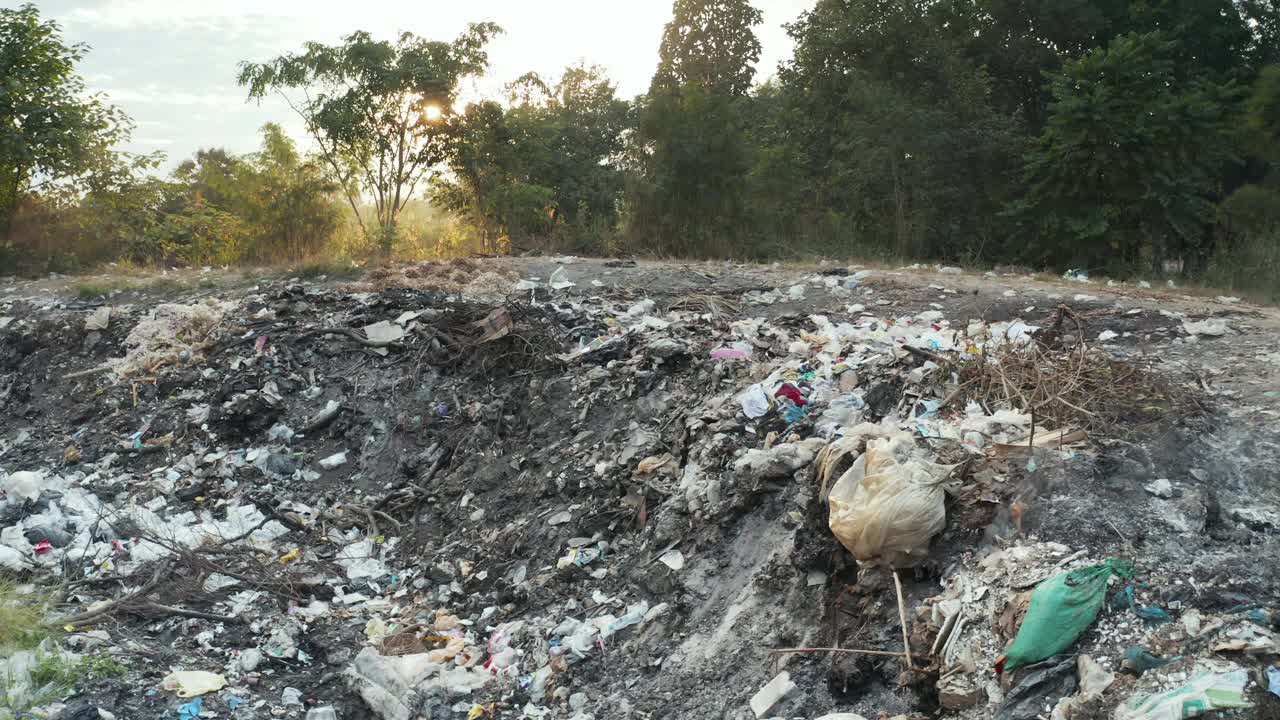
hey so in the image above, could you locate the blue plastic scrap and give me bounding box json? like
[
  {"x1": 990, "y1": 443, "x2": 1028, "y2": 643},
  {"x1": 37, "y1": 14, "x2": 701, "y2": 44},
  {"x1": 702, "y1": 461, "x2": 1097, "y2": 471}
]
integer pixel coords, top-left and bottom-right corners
[
  {"x1": 177, "y1": 697, "x2": 202, "y2": 720},
  {"x1": 1135, "y1": 606, "x2": 1172, "y2": 625}
]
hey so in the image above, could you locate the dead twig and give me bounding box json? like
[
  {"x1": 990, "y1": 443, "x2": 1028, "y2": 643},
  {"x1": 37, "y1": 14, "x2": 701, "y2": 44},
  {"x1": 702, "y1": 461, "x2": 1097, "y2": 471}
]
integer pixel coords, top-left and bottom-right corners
[
  {"x1": 769, "y1": 647, "x2": 907, "y2": 658},
  {"x1": 893, "y1": 570, "x2": 914, "y2": 670},
  {"x1": 142, "y1": 602, "x2": 241, "y2": 624}
]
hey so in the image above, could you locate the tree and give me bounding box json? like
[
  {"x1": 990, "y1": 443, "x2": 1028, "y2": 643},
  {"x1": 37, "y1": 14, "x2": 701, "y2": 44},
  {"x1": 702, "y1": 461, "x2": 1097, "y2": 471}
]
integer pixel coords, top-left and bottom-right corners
[
  {"x1": 776, "y1": 0, "x2": 1024, "y2": 260},
  {"x1": 507, "y1": 65, "x2": 630, "y2": 227},
  {"x1": 1248, "y1": 65, "x2": 1280, "y2": 147},
  {"x1": 0, "y1": 3, "x2": 136, "y2": 245},
  {"x1": 434, "y1": 66, "x2": 630, "y2": 253},
  {"x1": 247, "y1": 123, "x2": 342, "y2": 261},
  {"x1": 629, "y1": 0, "x2": 763, "y2": 256},
  {"x1": 651, "y1": 0, "x2": 762, "y2": 96},
  {"x1": 238, "y1": 23, "x2": 502, "y2": 256},
  {"x1": 1013, "y1": 32, "x2": 1241, "y2": 273}
]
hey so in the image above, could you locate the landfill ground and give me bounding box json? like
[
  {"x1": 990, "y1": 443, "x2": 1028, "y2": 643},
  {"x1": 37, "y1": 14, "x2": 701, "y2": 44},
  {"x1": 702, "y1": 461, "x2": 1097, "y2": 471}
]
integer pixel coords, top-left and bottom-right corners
[{"x1": 2, "y1": 257, "x2": 1280, "y2": 720}]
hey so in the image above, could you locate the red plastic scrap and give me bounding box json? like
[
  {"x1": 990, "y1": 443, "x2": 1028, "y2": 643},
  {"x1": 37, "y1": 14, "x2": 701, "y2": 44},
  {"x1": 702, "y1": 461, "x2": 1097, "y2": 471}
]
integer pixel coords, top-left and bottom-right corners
[{"x1": 774, "y1": 383, "x2": 808, "y2": 406}]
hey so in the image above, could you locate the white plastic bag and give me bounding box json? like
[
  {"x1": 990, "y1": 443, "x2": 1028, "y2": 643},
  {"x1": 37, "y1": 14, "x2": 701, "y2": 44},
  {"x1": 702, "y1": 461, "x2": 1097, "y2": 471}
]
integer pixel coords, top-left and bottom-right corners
[{"x1": 827, "y1": 434, "x2": 951, "y2": 567}]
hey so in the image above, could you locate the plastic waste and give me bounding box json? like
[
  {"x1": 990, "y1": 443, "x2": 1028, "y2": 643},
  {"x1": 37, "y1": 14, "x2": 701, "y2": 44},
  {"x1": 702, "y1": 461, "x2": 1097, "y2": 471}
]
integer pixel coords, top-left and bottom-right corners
[
  {"x1": 3, "y1": 470, "x2": 42, "y2": 502},
  {"x1": 710, "y1": 345, "x2": 752, "y2": 361},
  {"x1": 363, "y1": 320, "x2": 406, "y2": 344},
  {"x1": 605, "y1": 601, "x2": 649, "y2": 636},
  {"x1": 1182, "y1": 319, "x2": 1230, "y2": 337},
  {"x1": 162, "y1": 670, "x2": 227, "y2": 697},
  {"x1": 177, "y1": 698, "x2": 203, "y2": 720},
  {"x1": 996, "y1": 559, "x2": 1135, "y2": 674},
  {"x1": 827, "y1": 432, "x2": 953, "y2": 567},
  {"x1": 739, "y1": 384, "x2": 771, "y2": 419},
  {"x1": 306, "y1": 707, "x2": 339, "y2": 720},
  {"x1": 319, "y1": 451, "x2": 348, "y2": 470},
  {"x1": 549, "y1": 267, "x2": 575, "y2": 290},
  {"x1": 1113, "y1": 669, "x2": 1251, "y2": 720},
  {"x1": 734, "y1": 438, "x2": 826, "y2": 482},
  {"x1": 1135, "y1": 606, "x2": 1172, "y2": 625},
  {"x1": 1122, "y1": 646, "x2": 1178, "y2": 675},
  {"x1": 1269, "y1": 666, "x2": 1280, "y2": 698},
  {"x1": 749, "y1": 671, "x2": 796, "y2": 718},
  {"x1": 1050, "y1": 655, "x2": 1115, "y2": 720},
  {"x1": 85, "y1": 305, "x2": 112, "y2": 331},
  {"x1": 995, "y1": 655, "x2": 1077, "y2": 720}
]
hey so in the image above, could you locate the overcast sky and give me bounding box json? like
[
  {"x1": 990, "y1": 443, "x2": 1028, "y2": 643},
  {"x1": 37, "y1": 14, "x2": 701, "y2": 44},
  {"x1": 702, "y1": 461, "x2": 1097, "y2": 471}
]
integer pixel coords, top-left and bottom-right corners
[{"x1": 35, "y1": 0, "x2": 814, "y2": 169}]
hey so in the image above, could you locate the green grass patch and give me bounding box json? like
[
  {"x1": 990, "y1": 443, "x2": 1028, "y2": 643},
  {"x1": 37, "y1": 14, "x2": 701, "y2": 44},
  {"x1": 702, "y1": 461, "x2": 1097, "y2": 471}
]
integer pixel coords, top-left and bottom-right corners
[
  {"x1": 69, "y1": 279, "x2": 134, "y2": 300},
  {"x1": 289, "y1": 258, "x2": 365, "y2": 280},
  {"x1": 30, "y1": 652, "x2": 125, "y2": 688},
  {"x1": 0, "y1": 581, "x2": 55, "y2": 651}
]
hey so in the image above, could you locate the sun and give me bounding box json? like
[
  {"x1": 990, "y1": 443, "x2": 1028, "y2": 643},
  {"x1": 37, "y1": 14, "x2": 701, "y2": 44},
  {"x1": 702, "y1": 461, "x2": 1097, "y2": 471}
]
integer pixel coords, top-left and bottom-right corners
[{"x1": 424, "y1": 104, "x2": 444, "y2": 121}]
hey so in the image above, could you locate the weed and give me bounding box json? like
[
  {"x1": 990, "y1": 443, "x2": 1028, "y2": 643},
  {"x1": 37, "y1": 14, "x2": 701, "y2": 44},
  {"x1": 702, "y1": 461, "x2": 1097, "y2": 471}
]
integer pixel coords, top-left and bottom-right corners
[
  {"x1": 1, "y1": 651, "x2": 125, "y2": 719},
  {"x1": 69, "y1": 279, "x2": 133, "y2": 299},
  {"x1": 290, "y1": 258, "x2": 365, "y2": 280},
  {"x1": 31, "y1": 652, "x2": 125, "y2": 687},
  {"x1": 0, "y1": 580, "x2": 54, "y2": 651},
  {"x1": 141, "y1": 277, "x2": 191, "y2": 294}
]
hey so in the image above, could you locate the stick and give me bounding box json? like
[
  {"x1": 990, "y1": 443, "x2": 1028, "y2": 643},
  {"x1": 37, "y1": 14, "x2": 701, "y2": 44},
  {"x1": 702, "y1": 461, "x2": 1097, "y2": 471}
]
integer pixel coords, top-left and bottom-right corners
[
  {"x1": 143, "y1": 602, "x2": 241, "y2": 624},
  {"x1": 769, "y1": 647, "x2": 907, "y2": 658},
  {"x1": 64, "y1": 366, "x2": 110, "y2": 380},
  {"x1": 893, "y1": 570, "x2": 914, "y2": 670}
]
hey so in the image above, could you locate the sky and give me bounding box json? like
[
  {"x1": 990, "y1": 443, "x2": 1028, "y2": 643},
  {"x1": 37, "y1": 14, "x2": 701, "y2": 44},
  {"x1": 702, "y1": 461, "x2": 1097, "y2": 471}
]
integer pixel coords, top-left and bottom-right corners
[{"x1": 36, "y1": 0, "x2": 815, "y2": 169}]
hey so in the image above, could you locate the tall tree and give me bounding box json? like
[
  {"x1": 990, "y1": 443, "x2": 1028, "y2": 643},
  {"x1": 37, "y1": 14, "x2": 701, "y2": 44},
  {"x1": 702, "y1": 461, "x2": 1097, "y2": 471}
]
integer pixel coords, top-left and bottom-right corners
[
  {"x1": 1012, "y1": 32, "x2": 1241, "y2": 273},
  {"x1": 651, "y1": 0, "x2": 763, "y2": 96},
  {"x1": 0, "y1": 3, "x2": 136, "y2": 245},
  {"x1": 508, "y1": 65, "x2": 630, "y2": 227},
  {"x1": 778, "y1": 0, "x2": 1023, "y2": 260},
  {"x1": 630, "y1": 0, "x2": 763, "y2": 256},
  {"x1": 238, "y1": 23, "x2": 502, "y2": 256}
]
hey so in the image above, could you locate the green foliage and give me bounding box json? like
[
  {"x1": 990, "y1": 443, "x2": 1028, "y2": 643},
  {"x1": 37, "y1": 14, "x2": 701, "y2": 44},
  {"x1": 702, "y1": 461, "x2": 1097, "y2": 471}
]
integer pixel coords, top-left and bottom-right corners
[
  {"x1": 0, "y1": 4, "x2": 151, "y2": 245},
  {"x1": 629, "y1": 88, "x2": 755, "y2": 256},
  {"x1": 0, "y1": 580, "x2": 53, "y2": 651},
  {"x1": 434, "y1": 65, "x2": 629, "y2": 253},
  {"x1": 30, "y1": 652, "x2": 125, "y2": 688},
  {"x1": 238, "y1": 23, "x2": 502, "y2": 255},
  {"x1": 1013, "y1": 32, "x2": 1242, "y2": 273},
  {"x1": 5, "y1": 0, "x2": 1280, "y2": 292},
  {"x1": 171, "y1": 124, "x2": 342, "y2": 263},
  {"x1": 627, "y1": 0, "x2": 763, "y2": 256},
  {"x1": 1248, "y1": 65, "x2": 1280, "y2": 148},
  {"x1": 140, "y1": 203, "x2": 246, "y2": 266},
  {"x1": 762, "y1": 0, "x2": 1024, "y2": 261},
  {"x1": 651, "y1": 0, "x2": 762, "y2": 96},
  {"x1": 70, "y1": 278, "x2": 134, "y2": 299}
]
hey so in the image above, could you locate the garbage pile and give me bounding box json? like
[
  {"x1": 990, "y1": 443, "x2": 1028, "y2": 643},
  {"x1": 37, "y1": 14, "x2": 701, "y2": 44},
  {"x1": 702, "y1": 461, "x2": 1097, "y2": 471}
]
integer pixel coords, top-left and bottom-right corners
[{"x1": 0, "y1": 259, "x2": 1277, "y2": 720}]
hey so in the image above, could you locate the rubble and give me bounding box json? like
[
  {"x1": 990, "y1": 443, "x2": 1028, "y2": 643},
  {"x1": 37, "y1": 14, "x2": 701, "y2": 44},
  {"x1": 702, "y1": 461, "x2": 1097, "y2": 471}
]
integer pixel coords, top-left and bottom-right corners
[{"x1": 0, "y1": 258, "x2": 1277, "y2": 720}]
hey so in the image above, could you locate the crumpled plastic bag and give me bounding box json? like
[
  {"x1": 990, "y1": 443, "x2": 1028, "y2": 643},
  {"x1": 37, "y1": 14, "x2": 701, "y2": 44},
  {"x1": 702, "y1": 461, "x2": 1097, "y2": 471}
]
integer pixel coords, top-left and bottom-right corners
[
  {"x1": 346, "y1": 647, "x2": 490, "y2": 720},
  {"x1": 1112, "y1": 668, "x2": 1250, "y2": 720},
  {"x1": 162, "y1": 670, "x2": 227, "y2": 697},
  {"x1": 827, "y1": 432, "x2": 953, "y2": 567},
  {"x1": 998, "y1": 558, "x2": 1134, "y2": 674}
]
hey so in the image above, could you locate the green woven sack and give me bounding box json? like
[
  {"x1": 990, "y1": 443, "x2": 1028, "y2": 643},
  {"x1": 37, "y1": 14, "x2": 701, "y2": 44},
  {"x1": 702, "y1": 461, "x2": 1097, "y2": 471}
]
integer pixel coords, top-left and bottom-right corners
[{"x1": 997, "y1": 558, "x2": 1135, "y2": 674}]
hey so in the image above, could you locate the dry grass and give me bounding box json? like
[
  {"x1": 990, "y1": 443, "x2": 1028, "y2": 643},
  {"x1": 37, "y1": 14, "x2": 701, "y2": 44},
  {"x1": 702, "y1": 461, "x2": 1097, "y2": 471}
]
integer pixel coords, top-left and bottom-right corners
[
  {"x1": 356, "y1": 258, "x2": 518, "y2": 296},
  {"x1": 939, "y1": 308, "x2": 1204, "y2": 436}
]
